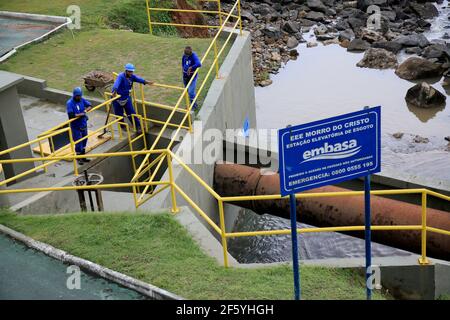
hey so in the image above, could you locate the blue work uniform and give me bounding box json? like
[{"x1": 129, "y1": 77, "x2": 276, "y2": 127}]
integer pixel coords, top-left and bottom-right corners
[
  {"x1": 182, "y1": 52, "x2": 202, "y2": 110},
  {"x1": 112, "y1": 72, "x2": 146, "y2": 129},
  {"x1": 66, "y1": 97, "x2": 91, "y2": 154}
]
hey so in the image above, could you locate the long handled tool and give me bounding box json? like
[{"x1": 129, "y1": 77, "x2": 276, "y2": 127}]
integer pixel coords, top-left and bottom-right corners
[{"x1": 97, "y1": 104, "x2": 112, "y2": 139}]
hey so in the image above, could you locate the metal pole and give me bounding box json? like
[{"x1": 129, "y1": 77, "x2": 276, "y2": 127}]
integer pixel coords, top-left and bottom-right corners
[
  {"x1": 289, "y1": 193, "x2": 300, "y2": 300},
  {"x1": 419, "y1": 191, "x2": 430, "y2": 265},
  {"x1": 364, "y1": 174, "x2": 372, "y2": 300}
]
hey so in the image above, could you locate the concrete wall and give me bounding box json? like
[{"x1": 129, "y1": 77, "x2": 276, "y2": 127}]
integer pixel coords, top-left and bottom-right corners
[
  {"x1": 16, "y1": 75, "x2": 103, "y2": 106},
  {"x1": 0, "y1": 72, "x2": 35, "y2": 183},
  {"x1": 146, "y1": 29, "x2": 256, "y2": 235}
]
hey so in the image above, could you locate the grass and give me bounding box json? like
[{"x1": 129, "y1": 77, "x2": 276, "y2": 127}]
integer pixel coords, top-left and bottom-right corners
[
  {"x1": 0, "y1": 211, "x2": 390, "y2": 300},
  {"x1": 0, "y1": 28, "x2": 227, "y2": 107}
]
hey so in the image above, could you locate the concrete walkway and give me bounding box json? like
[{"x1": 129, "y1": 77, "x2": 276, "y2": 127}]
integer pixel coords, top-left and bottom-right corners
[{"x1": 0, "y1": 234, "x2": 146, "y2": 300}]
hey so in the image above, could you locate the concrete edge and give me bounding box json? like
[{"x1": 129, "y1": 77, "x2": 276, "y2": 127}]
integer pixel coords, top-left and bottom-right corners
[
  {"x1": 0, "y1": 223, "x2": 183, "y2": 300},
  {"x1": 0, "y1": 13, "x2": 71, "y2": 63}
]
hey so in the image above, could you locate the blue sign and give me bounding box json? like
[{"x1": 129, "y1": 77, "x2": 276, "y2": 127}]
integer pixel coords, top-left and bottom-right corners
[{"x1": 278, "y1": 106, "x2": 381, "y2": 196}]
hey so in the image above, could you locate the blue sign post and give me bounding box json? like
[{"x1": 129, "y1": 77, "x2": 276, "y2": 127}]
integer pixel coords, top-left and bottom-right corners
[{"x1": 278, "y1": 106, "x2": 381, "y2": 300}]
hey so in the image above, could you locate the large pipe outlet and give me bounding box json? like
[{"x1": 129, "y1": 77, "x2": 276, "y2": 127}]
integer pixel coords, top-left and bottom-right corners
[{"x1": 214, "y1": 163, "x2": 450, "y2": 260}]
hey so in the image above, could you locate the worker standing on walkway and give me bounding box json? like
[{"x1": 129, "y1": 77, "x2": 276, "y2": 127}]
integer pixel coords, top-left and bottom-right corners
[
  {"x1": 66, "y1": 87, "x2": 92, "y2": 165},
  {"x1": 111, "y1": 63, "x2": 154, "y2": 132},
  {"x1": 182, "y1": 46, "x2": 202, "y2": 111}
]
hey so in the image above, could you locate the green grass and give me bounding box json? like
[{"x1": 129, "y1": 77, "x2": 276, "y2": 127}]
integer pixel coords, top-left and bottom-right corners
[
  {"x1": 0, "y1": 211, "x2": 390, "y2": 300},
  {"x1": 0, "y1": 28, "x2": 227, "y2": 106}
]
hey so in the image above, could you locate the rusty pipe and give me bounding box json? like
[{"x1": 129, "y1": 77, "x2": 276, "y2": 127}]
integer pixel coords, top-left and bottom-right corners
[{"x1": 214, "y1": 163, "x2": 450, "y2": 260}]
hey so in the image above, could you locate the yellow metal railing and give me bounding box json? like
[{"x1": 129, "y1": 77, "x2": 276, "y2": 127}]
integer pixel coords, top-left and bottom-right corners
[
  {"x1": 1, "y1": 0, "x2": 448, "y2": 271},
  {"x1": 146, "y1": 0, "x2": 242, "y2": 35},
  {"x1": 1, "y1": 148, "x2": 449, "y2": 268},
  {"x1": 132, "y1": 0, "x2": 242, "y2": 207}
]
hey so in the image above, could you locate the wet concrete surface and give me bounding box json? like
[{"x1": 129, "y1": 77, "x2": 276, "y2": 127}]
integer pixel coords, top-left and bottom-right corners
[{"x1": 0, "y1": 234, "x2": 147, "y2": 300}]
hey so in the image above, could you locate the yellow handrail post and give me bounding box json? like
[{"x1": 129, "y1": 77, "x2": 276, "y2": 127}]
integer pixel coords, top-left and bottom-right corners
[
  {"x1": 218, "y1": 199, "x2": 229, "y2": 267},
  {"x1": 167, "y1": 151, "x2": 179, "y2": 213},
  {"x1": 217, "y1": 0, "x2": 223, "y2": 25},
  {"x1": 185, "y1": 91, "x2": 193, "y2": 133},
  {"x1": 213, "y1": 40, "x2": 220, "y2": 79},
  {"x1": 146, "y1": 0, "x2": 153, "y2": 35},
  {"x1": 140, "y1": 84, "x2": 148, "y2": 133},
  {"x1": 237, "y1": 0, "x2": 243, "y2": 35},
  {"x1": 38, "y1": 141, "x2": 47, "y2": 173},
  {"x1": 68, "y1": 127, "x2": 78, "y2": 176},
  {"x1": 419, "y1": 191, "x2": 430, "y2": 265}
]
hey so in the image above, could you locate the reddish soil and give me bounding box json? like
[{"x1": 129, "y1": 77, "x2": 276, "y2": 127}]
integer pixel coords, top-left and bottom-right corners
[{"x1": 171, "y1": 0, "x2": 209, "y2": 38}]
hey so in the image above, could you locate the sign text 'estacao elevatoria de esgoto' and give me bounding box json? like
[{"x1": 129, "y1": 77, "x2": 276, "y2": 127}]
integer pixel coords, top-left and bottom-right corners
[{"x1": 278, "y1": 106, "x2": 381, "y2": 196}]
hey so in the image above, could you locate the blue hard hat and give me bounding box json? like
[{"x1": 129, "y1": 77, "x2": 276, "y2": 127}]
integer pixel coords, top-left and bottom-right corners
[
  {"x1": 125, "y1": 63, "x2": 135, "y2": 72},
  {"x1": 73, "y1": 87, "x2": 82, "y2": 97}
]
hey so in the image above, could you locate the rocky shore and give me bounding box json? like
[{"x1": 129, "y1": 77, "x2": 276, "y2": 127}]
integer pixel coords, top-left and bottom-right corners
[{"x1": 204, "y1": 0, "x2": 450, "y2": 88}]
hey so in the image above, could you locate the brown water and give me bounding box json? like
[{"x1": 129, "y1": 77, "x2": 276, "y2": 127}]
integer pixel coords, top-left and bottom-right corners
[{"x1": 255, "y1": 33, "x2": 450, "y2": 188}]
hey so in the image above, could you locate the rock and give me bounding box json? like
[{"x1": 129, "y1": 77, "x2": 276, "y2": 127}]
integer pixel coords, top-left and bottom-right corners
[
  {"x1": 323, "y1": 38, "x2": 340, "y2": 45},
  {"x1": 413, "y1": 135, "x2": 430, "y2": 144},
  {"x1": 395, "y1": 57, "x2": 444, "y2": 80},
  {"x1": 241, "y1": 10, "x2": 257, "y2": 23},
  {"x1": 372, "y1": 41, "x2": 403, "y2": 54},
  {"x1": 289, "y1": 49, "x2": 299, "y2": 57},
  {"x1": 287, "y1": 36, "x2": 300, "y2": 48},
  {"x1": 405, "y1": 82, "x2": 446, "y2": 109},
  {"x1": 381, "y1": 10, "x2": 396, "y2": 22},
  {"x1": 262, "y1": 25, "x2": 282, "y2": 40},
  {"x1": 283, "y1": 21, "x2": 300, "y2": 34},
  {"x1": 307, "y1": 41, "x2": 319, "y2": 48},
  {"x1": 394, "y1": 33, "x2": 430, "y2": 48},
  {"x1": 421, "y1": 44, "x2": 450, "y2": 61},
  {"x1": 335, "y1": 19, "x2": 351, "y2": 31},
  {"x1": 445, "y1": 136, "x2": 450, "y2": 142},
  {"x1": 356, "y1": 48, "x2": 398, "y2": 69},
  {"x1": 339, "y1": 28, "x2": 355, "y2": 41},
  {"x1": 347, "y1": 38, "x2": 371, "y2": 52},
  {"x1": 253, "y1": 4, "x2": 276, "y2": 16},
  {"x1": 271, "y1": 52, "x2": 282, "y2": 62},
  {"x1": 356, "y1": 0, "x2": 387, "y2": 11},
  {"x1": 306, "y1": 11, "x2": 326, "y2": 22},
  {"x1": 307, "y1": 0, "x2": 327, "y2": 13},
  {"x1": 299, "y1": 18, "x2": 317, "y2": 27},
  {"x1": 393, "y1": 132, "x2": 404, "y2": 139},
  {"x1": 410, "y1": 3, "x2": 439, "y2": 20},
  {"x1": 348, "y1": 17, "x2": 366, "y2": 31},
  {"x1": 360, "y1": 28, "x2": 385, "y2": 43},
  {"x1": 260, "y1": 79, "x2": 273, "y2": 87}
]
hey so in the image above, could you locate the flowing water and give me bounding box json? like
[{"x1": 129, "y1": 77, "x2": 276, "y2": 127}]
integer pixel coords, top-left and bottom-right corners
[{"x1": 228, "y1": 4, "x2": 450, "y2": 264}]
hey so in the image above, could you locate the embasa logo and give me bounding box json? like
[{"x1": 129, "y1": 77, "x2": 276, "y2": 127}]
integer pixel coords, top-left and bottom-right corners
[{"x1": 301, "y1": 139, "x2": 361, "y2": 163}]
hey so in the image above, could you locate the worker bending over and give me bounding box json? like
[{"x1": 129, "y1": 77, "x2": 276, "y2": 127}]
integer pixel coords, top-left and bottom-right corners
[
  {"x1": 66, "y1": 87, "x2": 92, "y2": 165},
  {"x1": 182, "y1": 46, "x2": 202, "y2": 111},
  {"x1": 111, "y1": 63, "x2": 154, "y2": 132}
]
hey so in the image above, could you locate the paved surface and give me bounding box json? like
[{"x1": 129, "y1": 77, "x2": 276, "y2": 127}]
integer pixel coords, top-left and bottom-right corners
[{"x1": 0, "y1": 234, "x2": 147, "y2": 300}]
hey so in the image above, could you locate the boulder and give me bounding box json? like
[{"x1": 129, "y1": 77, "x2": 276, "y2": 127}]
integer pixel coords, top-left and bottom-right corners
[
  {"x1": 287, "y1": 36, "x2": 300, "y2": 48},
  {"x1": 283, "y1": 21, "x2": 300, "y2": 34},
  {"x1": 306, "y1": 11, "x2": 326, "y2": 22},
  {"x1": 306, "y1": 0, "x2": 328, "y2": 13},
  {"x1": 356, "y1": 0, "x2": 388, "y2": 11},
  {"x1": 421, "y1": 44, "x2": 450, "y2": 61},
  {"x1": 339, "y1": 29, "x2": 356, "y2": 41},
  {"x1": 394, "y1": 33, "x2": 430, "y2": 48},
  {"x1": 347, "y1": 38, "x2": 371, "y2": 51},
  {"x1": 395, "y1": 57, "x2": 444, "y2": 80},
  {"x1": 262, "y1": 25, "x2": 282, "y2": 40},
  {"x1": 356, "y1": 48, "x2": 398, "y2": 69},
  {"x1": 405, "y1": 82, "x2": 446, "y2": 109},
  {"x1": 371, "y1": 41, "x2": 403, "y2": 54},
  {"x1": 405, "y1": 47, "x2": 423, "y2": 55},
  {"x1": 360, "y1": 28, "x2": 386, "y2": 43},
  {"x1": 410, "y1": 3, "x2": 439, "y2": 19}
]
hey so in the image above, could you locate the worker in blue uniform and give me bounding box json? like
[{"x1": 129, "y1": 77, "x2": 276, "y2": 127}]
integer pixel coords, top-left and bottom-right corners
[
  {"x1": 182, "y1": 46, "x2": 202, "y2": 111},
  {"x1": 66, "y1": 87, "x2": 92, "y2": 165},
  {"x1": 111, "y1": 63, "x2": 154, "y2": 132}
]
